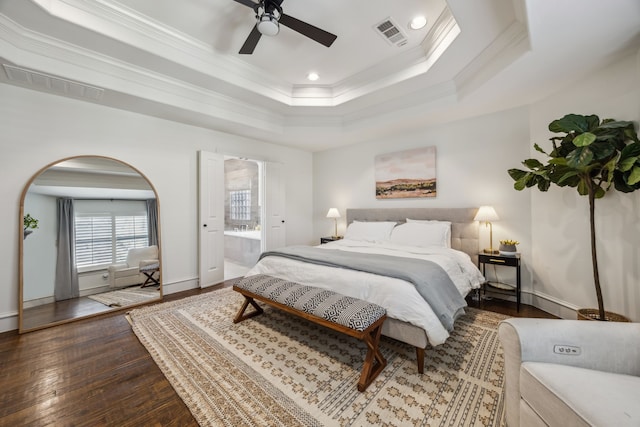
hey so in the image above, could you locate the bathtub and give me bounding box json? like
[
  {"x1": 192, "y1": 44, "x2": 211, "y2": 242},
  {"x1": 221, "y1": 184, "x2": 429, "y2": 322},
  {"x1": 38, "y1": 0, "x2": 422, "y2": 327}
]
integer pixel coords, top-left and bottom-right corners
[
  {"x1": 224, "y1": 229, "x2": 261, "y2": 240},
  {"x1": 224, "y1": 229, "x2": 262, "y2": 267}
]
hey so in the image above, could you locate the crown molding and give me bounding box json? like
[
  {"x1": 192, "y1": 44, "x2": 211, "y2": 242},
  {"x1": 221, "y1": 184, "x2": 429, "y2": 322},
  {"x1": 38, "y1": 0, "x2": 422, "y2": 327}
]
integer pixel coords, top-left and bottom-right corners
[
  {"x1": 454, "y1": 20, "x2": 530, "y2": 99},
  {"x1": 27, "y1": 0, "x2": 467, "y2": 107},
  {"x1": 0, "y1": 13, "x2": 286, "y2": 133}
]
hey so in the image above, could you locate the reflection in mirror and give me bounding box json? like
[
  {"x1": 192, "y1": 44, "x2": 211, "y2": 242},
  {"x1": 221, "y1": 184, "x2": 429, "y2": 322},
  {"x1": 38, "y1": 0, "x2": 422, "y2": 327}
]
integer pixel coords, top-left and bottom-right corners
[{"x1": 19, "y1": 156, "x2": 162, "y2": 332}]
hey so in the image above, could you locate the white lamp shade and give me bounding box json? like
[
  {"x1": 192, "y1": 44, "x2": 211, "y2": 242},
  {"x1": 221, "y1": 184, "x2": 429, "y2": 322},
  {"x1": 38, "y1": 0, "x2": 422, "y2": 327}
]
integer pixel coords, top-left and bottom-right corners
[
  {"x1": 474, "y1": 206, "x2": 499, "y2": 222},
  {"x1": 326, "y1": 208, "x2": 341, "y2": 219}
]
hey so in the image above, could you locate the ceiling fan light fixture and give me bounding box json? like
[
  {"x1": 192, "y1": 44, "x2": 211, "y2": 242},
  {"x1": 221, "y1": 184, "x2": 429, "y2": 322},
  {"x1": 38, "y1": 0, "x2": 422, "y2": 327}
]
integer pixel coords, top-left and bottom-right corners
[
  {"x1": 256, "y1": 6, "x2": 281, "y2": 36},
  {"x1": 409, "y1": 15, "x2": 427, "y2": 30}
]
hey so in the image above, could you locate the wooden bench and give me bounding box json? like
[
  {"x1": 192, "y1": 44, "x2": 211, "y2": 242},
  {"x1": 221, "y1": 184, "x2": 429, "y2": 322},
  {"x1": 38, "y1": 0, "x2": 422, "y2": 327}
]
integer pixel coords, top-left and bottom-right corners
[{"x1": 232, "y1": 274, "x2": 387, "y2": 392}]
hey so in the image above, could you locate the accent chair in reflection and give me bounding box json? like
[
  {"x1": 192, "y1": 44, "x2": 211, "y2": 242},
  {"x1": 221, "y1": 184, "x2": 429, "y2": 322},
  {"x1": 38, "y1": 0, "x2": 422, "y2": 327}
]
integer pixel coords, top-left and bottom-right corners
[{"x1": 107, "y1": 245, "x2": 159, "y2": 289}]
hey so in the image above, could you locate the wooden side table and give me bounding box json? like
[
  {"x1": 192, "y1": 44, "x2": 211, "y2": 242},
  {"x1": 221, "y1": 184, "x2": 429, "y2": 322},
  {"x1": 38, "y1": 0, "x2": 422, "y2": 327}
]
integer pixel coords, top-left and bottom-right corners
[{"x1": 478, "y1": 253, "x2": 521, "y2": 311}]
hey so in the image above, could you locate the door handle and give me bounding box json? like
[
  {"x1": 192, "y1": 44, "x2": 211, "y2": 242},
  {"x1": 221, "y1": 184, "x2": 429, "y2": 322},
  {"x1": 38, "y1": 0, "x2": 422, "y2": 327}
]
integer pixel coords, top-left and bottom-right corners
[{"x1": 203, "y1": 224, "x2": 207, "y2": 227}]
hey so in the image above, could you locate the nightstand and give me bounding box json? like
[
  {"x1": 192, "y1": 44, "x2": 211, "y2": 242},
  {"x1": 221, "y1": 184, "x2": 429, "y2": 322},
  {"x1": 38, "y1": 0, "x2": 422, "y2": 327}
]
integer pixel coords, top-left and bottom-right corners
[
  {"x1": 320, "y1": 236, "x2": 342, "y2": 244},
  {"x1": 478, "y1": 253, "x2": 521, "y2": 311}
]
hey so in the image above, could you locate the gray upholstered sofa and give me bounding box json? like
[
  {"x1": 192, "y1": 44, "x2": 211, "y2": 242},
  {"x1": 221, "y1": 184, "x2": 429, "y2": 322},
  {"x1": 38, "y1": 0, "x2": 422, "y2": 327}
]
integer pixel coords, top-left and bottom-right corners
[{"x1": 498, "y1": 318, "x2": 640, "y2": 426}]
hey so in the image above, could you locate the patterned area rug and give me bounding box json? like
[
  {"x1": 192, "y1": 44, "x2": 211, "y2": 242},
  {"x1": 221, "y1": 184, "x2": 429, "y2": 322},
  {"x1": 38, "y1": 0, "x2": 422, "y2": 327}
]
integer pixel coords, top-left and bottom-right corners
[
  {"x1": 88, "y1": 286, "x2": 159, "y2": 307},
  {"x1": 129, "y1": 288, "x2": 508, "y2": 426}
]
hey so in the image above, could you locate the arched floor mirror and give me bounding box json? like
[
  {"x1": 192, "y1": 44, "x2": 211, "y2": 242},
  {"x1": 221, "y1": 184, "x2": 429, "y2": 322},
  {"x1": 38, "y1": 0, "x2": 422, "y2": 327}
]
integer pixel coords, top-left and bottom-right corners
[{"x1": 19, "y1": 156, "x2": 162, "y2": 332}]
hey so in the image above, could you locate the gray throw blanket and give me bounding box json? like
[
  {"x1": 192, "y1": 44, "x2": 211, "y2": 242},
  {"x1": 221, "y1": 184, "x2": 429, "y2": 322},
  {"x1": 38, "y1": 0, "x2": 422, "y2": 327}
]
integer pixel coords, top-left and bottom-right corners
[{"x1": 259, "y1": 246, "x2": 467, "y2": 331}]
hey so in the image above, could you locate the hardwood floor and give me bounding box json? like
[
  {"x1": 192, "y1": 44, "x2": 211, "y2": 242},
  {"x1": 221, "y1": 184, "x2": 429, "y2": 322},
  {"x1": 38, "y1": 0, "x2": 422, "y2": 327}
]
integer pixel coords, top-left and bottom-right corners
[{"x1": 0, "y1": 279, "x2": 554, "y2": 426}]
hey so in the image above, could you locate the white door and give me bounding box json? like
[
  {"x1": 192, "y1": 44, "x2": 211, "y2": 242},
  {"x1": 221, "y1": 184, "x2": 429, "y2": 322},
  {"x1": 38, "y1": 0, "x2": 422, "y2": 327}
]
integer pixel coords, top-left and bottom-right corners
[
  {"x1": 198, "y1": 151, "x2": 224, "y2": 287},
  {"x1": 263, "y1": 162, "x2": 286, "y2": 250}
]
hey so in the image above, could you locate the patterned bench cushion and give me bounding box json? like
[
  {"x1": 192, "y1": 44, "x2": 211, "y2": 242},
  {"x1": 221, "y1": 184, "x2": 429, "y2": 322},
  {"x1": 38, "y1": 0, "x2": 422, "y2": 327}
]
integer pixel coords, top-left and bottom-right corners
[{"x1": 235, "y1": 274, "x2": 386, "y2": 332}]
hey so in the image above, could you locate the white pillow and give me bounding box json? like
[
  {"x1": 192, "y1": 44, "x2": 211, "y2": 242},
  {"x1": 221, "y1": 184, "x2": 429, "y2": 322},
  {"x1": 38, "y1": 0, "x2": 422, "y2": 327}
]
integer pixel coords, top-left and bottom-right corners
[
  {"x1": 344, "y1": 221, "x2": 397, "y2": 243},
  {"x1": 390, "y1": 221, "x2": 451, "y2": 248},
  {"x1": 406, "y1": 219, "x2": 452, "y2": 248}
]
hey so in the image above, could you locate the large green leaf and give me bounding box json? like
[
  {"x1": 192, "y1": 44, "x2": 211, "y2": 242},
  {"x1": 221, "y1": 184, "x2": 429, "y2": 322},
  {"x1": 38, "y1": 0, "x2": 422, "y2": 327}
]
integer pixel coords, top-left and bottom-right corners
[
  {"x1": 548, "y1": 157, "x2": 568, "y2": 165},
  {"x1": 573, "y1": 132, "x2": 596, "y2": 147},
  {"x1": 537, "y1": 178, "x2": 551, "y2": 191},
  {"x1": 599, "y1": 120, "x2": 634, "y2": 130},
  {"x1": 628, "y1": 165, "x2": 640, "y2": 186},
  {"x1": 619, "y1": 142, "x2": 640, "y2": 161},
  {"x1": 577, "y1": 178, "x2": 589, "y2": 195},
  {"x1": 618, "y1": 156, "x2": 637, "y2": 172},
  {"x1": 558, "y1": 171, "x2": 579, "y2": 184},
  {"x1": 523, "y1": 158, "x2": 544, "y2": 169},
  {"x1": 549, "y1": 114, "x2": 595, "y2": 133},
  {"x1": 604, "y1": 157, "x2": 618, "y2": 182},
  {"x1": 589, "y1": 142, "x2": 616, "y2": 160},
  {"x1": 514, "y1": 174, "x2": 529, "y2": 191},
  {"x1": 567, "y1": 147, "x2": 594, "y2": 169},
  {"x1": 624, "y1": 128, "x2": 640, "y2": 143},
  {"x1": 508, "y1": 168, "x2": 527, "y2": 181}
]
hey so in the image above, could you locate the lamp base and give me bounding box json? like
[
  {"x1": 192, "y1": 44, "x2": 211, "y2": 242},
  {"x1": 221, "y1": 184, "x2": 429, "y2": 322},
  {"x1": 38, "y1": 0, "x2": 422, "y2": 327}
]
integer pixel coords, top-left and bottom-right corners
[{"x1": 483, "y1": 248, "x2": 499, "y2": 254}]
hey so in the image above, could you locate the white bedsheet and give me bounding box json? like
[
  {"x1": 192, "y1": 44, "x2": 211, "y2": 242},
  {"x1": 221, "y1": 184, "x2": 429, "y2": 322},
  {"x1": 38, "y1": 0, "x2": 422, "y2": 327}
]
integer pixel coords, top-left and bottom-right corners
[{"x1": 245, "y1": 239, "x2": 485, "y2": 346}]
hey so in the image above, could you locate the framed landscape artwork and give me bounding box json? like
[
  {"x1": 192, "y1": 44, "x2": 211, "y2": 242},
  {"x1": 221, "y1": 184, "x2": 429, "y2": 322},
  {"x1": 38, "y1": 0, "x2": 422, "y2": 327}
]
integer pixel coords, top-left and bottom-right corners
[{"x1": 375, "y1": 146, "x2": 437, "y2": 199}]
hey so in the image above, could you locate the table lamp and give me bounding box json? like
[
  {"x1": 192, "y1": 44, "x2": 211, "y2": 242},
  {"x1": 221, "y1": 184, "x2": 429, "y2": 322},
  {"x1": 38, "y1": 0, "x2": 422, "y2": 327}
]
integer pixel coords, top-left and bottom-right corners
[
  {"x1": 326, "y1": 208, "x2": 340, "y2": 238},
  {"x1": 474, "y1": 206, "x2": 499, "y2": 254}
]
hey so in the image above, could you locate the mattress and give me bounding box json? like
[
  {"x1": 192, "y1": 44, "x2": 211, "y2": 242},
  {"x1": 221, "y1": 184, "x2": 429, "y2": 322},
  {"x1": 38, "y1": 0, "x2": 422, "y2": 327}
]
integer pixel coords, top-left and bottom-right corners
[{"x1": 245, "y1": 239, "x2": 485, "y2": 346}]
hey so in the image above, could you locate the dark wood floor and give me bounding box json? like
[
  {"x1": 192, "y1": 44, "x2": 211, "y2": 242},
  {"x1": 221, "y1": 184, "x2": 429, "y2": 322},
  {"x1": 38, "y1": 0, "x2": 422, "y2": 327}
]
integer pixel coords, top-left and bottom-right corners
[{"x1": 0, "y1": 280, "x2": 554, "y2": 426}]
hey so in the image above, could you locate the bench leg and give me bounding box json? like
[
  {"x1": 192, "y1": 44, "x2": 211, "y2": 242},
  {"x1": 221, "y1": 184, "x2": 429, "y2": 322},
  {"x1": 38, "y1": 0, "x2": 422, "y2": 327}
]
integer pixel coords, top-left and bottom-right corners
[
  {"x1": 233, "y1": 296, "x2": 264, "y2": 323},
  {"x1": 416, "y1": 347, "x2": 425, "y2": 374},
  {"x1": 357, "y1": 323, "x2": 387, "y2": 392}
]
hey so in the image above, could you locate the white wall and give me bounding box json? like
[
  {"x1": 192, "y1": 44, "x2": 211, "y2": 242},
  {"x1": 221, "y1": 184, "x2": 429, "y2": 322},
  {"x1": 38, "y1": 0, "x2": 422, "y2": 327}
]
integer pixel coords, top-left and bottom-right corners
[
  {"x1": 0, "y1": 84, "x2": 314, "y2": 332},
  {"x1": 313, "y1": 106, "x2": 533, "y2": 290},
  {"x1": 528, "y1": 51, "x2": 640, "y2": 320},
  {"x1": 313, "y1": 50, "x2": 640, "y2": 321},
  {"x1": 22, "y1": 192, "x2": 56, "y2": 301}
]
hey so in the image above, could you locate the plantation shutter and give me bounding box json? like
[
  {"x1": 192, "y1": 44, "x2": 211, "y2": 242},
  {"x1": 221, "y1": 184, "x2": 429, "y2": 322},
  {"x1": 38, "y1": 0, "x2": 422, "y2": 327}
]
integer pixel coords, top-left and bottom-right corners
[{"x1": 75, "y1": 215, "x2": 113, "y2": 268}]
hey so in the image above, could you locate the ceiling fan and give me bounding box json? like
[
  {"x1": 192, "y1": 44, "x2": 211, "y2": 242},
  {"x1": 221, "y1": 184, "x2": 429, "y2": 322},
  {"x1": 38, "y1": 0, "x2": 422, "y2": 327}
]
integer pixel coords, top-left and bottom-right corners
[{"x1": 232, "y1": 0, "x2": 337, "y2": 54}]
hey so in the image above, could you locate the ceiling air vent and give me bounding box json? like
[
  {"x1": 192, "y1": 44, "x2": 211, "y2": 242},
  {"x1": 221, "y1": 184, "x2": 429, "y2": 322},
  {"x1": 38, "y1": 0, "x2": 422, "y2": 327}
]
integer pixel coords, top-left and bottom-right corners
[
  {"x1": 374, "y1": 17, "x2": 408, "y2": 47},
  {"x1": 3, "y1": 64, "x2": 104, "y2": 101}
]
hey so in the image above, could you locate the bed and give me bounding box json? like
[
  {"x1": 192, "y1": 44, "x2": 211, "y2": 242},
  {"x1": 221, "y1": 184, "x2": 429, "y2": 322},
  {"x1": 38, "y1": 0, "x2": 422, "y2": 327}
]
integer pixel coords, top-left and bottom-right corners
[{"x1": 244, "y1": 208, "x2": 485, "y2": 372}]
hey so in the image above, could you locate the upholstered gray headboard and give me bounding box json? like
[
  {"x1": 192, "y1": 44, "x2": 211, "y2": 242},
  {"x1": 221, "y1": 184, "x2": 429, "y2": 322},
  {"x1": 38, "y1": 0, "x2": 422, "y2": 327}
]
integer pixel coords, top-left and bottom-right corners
[{"x1": 346, "y1": 208, "x2": 480, "y2": 265}]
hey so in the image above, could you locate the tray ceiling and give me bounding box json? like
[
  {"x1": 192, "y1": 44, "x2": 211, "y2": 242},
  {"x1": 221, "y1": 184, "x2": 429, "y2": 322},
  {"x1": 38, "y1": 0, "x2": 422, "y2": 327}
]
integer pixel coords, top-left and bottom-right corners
[{"x1": 0, "y1": 0, "x2": 639, "y2": 150}]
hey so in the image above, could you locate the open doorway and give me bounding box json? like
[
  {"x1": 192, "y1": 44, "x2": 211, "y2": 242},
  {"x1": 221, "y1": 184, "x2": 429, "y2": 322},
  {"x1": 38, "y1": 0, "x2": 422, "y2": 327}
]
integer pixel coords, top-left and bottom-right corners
[{"x1": 223, "y1": 157, "x2": 263, "y2": 280}]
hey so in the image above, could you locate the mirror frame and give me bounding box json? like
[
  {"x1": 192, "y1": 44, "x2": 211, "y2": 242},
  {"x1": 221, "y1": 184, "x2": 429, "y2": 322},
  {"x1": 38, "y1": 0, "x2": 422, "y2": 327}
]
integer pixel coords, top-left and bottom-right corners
[{"x1": 18, "y1": 155, "x2": 163, "y2": 333}]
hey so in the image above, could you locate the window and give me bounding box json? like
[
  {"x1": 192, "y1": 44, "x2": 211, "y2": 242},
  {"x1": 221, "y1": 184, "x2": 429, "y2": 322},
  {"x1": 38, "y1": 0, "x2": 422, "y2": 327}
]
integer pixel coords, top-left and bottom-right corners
[
  {"x1": 74, "y1": 201, "x2": 148, "y2": 270},
  {"x1": 230, "y1": 189, "x2": 251, "y2": 221}
]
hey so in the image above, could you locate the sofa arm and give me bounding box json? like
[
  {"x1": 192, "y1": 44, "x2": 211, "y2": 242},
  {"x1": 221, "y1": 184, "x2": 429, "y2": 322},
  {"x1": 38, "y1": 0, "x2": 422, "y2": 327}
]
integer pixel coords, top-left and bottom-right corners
[
  {"x1": 498, "y1": 318, "x2": 640, "y2": 427},
  {"x1": 107, "y1": 263, "x2": 128, "y2": 273},
  {"x1": 499, "y1": 318, "x2": 640, "y2": 375}
]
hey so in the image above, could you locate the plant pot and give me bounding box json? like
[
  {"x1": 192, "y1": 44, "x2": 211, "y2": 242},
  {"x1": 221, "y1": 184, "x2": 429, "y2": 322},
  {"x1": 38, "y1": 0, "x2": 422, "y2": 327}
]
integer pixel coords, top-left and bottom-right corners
[
  {"x1": 577, "y1": 308, "x2": 631, "y2": 322},
  {"x1": 23, "y1": 229, "x2": 33, "y2": 240},
  {"x1": 499, "y1": 244, "x2": 517, "y2": 256}
]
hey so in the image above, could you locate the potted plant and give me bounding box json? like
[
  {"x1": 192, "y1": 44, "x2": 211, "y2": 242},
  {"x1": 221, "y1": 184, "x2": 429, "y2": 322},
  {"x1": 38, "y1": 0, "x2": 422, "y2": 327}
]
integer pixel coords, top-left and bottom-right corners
[
  {"x1": 23, "y1": 213, "x2": 39, "y2": 240},
  {"x1": 499, "y1": 239, "x2": 519, "y2": 256},
  {"x1": 508, "y1": 113, "x2": 640, "y2": 321}
]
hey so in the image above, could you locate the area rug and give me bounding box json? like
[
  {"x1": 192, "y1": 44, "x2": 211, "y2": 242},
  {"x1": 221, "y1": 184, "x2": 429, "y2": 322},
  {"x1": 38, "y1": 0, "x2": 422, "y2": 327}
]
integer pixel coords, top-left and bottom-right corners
[
  {"x1": 88, "y1": 285, "x2": 159, "y2": 307},
  {"x1": 129, "y1": 288, "x2": 508, "y2": 426}
]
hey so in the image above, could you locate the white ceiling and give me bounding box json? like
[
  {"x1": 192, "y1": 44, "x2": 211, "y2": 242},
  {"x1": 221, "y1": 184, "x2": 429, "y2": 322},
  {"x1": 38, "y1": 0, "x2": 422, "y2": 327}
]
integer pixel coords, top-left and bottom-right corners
[
  {"x1": 29, "y1": 157, "x2": 156, "y2": 199},
  {"x1": 1, "y1": 0, "x2": 639, "y2": 151}
]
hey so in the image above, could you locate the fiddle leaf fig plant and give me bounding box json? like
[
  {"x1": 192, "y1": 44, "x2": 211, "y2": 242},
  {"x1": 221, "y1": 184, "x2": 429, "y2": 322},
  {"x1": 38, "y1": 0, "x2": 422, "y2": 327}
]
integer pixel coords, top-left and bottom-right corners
[{"x1": 508, "y1": 114, "x2": 640, "y2": 321}]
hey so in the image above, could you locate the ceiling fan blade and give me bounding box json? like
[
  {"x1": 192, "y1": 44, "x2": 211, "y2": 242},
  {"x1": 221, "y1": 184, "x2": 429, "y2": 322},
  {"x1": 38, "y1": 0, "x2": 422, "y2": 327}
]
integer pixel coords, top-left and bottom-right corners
[
  {"x1": 239, "y1": 25, "x2": 262, "y2": 54},
  {"x1": 279, "y1": 13, "x2": 337, "y2": 47},
  {"x1": 232, "y1": 0, "x2": 258, "y2": 8}
]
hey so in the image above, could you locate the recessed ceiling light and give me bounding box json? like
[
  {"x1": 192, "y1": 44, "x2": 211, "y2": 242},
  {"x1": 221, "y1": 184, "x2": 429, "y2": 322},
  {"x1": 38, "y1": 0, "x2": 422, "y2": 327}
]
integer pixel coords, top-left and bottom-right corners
[
  {"x1": 307, "y1": 72, "x2": 319, "y2": 81},
  {"x1": 409, "y1": 15, "x2": 427, "y2": 30}
]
